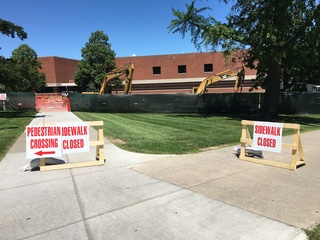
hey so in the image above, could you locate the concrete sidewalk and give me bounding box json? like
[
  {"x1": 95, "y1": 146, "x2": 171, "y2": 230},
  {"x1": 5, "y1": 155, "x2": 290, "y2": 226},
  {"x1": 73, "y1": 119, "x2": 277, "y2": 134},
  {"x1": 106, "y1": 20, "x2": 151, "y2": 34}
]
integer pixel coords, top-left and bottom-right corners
[{"x1": 1, "y1": 111, "x2": 317, "y2": 239}]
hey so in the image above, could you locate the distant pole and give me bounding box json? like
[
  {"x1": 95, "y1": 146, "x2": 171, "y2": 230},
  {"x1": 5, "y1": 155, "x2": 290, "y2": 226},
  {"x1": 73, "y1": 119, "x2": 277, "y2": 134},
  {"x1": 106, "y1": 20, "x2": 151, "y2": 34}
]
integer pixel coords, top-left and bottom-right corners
[{"x1": 66, "y1": 92, "x2": 70, "y2": 111}]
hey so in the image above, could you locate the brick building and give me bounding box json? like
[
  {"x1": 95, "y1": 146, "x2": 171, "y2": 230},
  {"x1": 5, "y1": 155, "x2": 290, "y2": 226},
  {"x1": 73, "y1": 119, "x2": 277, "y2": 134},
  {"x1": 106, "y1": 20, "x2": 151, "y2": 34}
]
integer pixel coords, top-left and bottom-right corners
[
  {"x1": 38, "y1": 56, "x2": 79, "y2": 92},
  {"x1": 38, "y1": 52, "x2": 258, "y2": 94}
]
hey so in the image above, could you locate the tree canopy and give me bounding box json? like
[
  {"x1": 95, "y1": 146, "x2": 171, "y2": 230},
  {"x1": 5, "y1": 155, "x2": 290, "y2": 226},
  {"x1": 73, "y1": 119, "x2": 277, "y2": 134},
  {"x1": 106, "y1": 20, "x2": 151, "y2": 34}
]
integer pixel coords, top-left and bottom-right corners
[
  {"x1": 74, "y1": 31, "x2": 116, "y2": 91},
  {"x1": 0, "y1": 19, "x2": 27, "y2": 51},
  {"x1": 0, "y1": 44, "x2": 46, "y2": 92},
  {"x1": 0, "y1": 19, "x2": 45, "y2": 92},
  {"x1": 169, "y1": 0, "x2": 320, "y2": 119}
]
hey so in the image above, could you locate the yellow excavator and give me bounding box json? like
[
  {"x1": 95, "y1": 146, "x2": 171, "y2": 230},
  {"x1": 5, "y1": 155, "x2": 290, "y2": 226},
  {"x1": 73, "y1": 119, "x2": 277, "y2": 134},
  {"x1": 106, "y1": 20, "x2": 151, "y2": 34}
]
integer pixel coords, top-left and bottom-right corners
[
  {"x1": 99, "y1": 62, "x2": 134, "y2": 94},
  {"x1": 82, "y1": 62, "x2": 134, "y2": 94},
  {"x1": 193, "y1": 67, "x2": 245, "y2": 94}
]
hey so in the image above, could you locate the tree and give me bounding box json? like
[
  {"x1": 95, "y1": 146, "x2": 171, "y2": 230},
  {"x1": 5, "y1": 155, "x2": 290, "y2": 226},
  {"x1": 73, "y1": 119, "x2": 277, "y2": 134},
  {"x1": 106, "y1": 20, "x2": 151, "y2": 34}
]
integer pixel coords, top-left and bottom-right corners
[
  {"x1": 0, "y1": 19, "x2": 27, "y2": 51},
  {"x1": 74, "y1": 31, "x2": 116, "y2": 91},
  {"x1": 0, "y1": 56, "x2": 15, "y2": 91},
  {"x1": 0, "y1": 19, "x2": 39, "y2": 92},
  {"x1": 281, "y1": 17, "x2": 320, "y2": 91},
  {"x1": 169, "y1": 0, "x2": 320, "y2": 120},
  {"x1": 3, "y1": 44, "x2": 47, "y2": 92}
]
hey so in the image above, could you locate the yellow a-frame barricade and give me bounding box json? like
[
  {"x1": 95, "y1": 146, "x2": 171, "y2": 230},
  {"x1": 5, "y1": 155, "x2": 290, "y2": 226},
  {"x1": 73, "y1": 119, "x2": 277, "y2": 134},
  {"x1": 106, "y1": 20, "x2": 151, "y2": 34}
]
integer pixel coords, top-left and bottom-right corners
[
  {"x1": 239, "y1": 120, "x2": 306, "y2": 171},
  {"x1": 40, "y1": 121, "x2": 105, "y2": 171}
]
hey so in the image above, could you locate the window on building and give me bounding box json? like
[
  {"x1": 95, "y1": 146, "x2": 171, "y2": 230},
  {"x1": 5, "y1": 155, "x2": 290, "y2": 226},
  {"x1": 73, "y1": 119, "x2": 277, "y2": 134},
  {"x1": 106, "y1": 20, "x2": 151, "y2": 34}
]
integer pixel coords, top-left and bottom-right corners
[
  {"x1": 153, "y1": 66, "x2": 161, "y2": 75},
  {"x1": 204, "y1": 64, "x2": 213, "y2": 72},
  {"x1": 178, "y1": 65, "x2": 187, "y2": 74}
]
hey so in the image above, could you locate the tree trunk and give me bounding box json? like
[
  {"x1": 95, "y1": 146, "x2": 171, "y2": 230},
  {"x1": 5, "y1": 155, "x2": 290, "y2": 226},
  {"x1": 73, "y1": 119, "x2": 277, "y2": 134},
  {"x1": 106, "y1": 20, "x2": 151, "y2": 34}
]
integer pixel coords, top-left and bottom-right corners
[
  {"x1": 282, "y1": 69, "x2": 290, "y2": 91},
  {"x1": 262, "y1": 61, "x2": 281, "y2": 121}
]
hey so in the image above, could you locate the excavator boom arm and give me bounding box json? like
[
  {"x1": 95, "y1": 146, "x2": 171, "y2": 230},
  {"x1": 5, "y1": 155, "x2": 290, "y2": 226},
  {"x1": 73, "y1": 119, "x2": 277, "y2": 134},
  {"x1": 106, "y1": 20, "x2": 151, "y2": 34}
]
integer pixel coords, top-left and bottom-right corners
[
  {"x1": 195, "y1": 67, "x2": 245, "y2": 94},
  {"x1": 196, "y1": 75, "x2": 224, "y2": 94},
  {"x1": 99, "y1": 62, "x2": 134, "y2": 94}
]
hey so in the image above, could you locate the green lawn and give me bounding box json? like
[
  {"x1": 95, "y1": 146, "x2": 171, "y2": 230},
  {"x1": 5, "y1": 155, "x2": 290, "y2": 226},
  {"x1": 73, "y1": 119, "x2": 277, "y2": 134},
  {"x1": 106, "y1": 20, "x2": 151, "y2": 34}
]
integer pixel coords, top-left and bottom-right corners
[
  {"x1": 0, "y1": 111, "x2": 36, "y2": 160},
  {"x1": 73, "y1": 112, "x2": 320, "y2": 154},
  {"x1": 305, "y1": 224, "x2": 320, "y2": 240},
  {"x1": 74, "y1": 112, "x2": 245, "y2": 154}
]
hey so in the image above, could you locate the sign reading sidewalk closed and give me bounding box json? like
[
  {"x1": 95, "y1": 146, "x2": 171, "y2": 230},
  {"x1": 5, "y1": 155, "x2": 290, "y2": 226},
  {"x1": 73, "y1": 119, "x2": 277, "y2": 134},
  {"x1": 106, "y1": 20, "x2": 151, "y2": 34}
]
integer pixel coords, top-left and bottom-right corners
[
  {"x1": 26, "y1": 122, "x2": 89, "y2": 158},
  {"x1": 252, "y1": 121, "x2": 283, "y2": 153},
  {"x1": 59, "y1": 122, "x2": 89, "y2": 154}
]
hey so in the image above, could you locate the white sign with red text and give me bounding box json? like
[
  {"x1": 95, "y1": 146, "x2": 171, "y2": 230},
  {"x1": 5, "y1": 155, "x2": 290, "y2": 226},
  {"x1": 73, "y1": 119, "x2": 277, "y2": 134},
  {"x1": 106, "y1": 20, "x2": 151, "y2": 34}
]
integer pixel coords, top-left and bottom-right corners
[
  {"x1": 58, "y1": 122, "x2": 89, "y2": 154},
  {"x1": 252, "y1": 121, "x2": 283, "y2": 153},
  {"x1": 26, "y1": 125, "x2": 62, "y2": 158},
  {"x1": 26, "y1": 122, "x2": 90, "y2": 158}
]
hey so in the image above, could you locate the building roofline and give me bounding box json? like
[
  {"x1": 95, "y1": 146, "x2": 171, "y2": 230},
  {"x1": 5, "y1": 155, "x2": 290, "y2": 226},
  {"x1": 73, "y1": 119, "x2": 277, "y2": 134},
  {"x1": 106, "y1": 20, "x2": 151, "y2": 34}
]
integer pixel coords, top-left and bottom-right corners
[
  {"x1": 116, "y1": 51, "x2": 223, "y2": 59},
  {"x1": 38, "y1": 56, "x2": 80, "y2": 61},
  {"x1": 38, "y1": 51, "x2": 226, "y2": 61}
]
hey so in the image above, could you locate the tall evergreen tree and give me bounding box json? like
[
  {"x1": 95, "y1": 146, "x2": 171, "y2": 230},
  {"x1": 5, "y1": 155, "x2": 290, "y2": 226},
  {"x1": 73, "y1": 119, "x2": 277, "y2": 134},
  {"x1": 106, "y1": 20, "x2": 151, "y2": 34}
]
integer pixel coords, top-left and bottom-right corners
[
  {"x1": 74, "y1": 31, "x2": 116, "y2": 91},
  {"x1": 9, "y1": 44, "x2": 46, "y2": 92}
]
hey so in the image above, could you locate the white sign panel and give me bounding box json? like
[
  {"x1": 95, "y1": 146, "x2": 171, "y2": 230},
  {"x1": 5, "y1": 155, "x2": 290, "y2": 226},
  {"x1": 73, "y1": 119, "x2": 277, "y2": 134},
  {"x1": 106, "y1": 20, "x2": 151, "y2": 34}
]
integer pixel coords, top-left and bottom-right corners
[
  {"x1": 26, "y1": 125, "x2": 62, "y2": 158},
  {"x1": 0, "y1": 93, "x2": 6, "y2": 100},
  {"x1": 26, "y1": 122, "x2": 90, "y2": 158},
  {"x1": 252, "y1": 121, "x2": 283, "y2": 153},
  {"x1": 59, "y1": 122, "x2": 90, "y2": 154}
]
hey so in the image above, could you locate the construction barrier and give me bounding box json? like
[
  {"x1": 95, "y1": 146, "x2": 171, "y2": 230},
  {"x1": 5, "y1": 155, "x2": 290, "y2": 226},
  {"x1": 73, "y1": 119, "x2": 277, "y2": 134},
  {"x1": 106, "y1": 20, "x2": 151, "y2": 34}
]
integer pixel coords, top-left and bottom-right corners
[
  {"x1": 69, "y1": 92, "x2": 261, "y2": 113},
  {"x1": 4, "y1": 92, "x2": 36, "y2": 110},
  {"x1": 39, "y1": 121, "x2": 105, "y2": 171},
  {"x1": 35, "y1": 93, "x2": 70, "y2": 112},
  {"x1": 239, "y1": 120, "x2": 306, "y2": 170},
  {"x1": 3, "y1": 92, "x2": 320, "y2": 114}
]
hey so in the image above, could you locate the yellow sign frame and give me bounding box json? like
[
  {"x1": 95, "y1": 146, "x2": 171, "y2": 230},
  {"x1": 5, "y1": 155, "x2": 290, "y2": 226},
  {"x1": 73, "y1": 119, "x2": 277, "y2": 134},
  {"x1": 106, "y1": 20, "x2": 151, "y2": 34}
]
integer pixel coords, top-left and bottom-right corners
[{"x1": 240, "y1": 120, "x2": 306, "y2": 170}]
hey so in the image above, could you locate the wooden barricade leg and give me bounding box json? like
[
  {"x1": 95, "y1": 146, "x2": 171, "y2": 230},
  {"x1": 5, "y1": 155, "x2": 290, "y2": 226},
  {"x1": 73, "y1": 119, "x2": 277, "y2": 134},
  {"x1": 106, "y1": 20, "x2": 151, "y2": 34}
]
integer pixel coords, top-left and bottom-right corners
[
  {"x1": 298, "y1": 135, "x2": 305, "y2": 162},
  {"x1": 240, "y1": 122, "x2": 252, "y2": 158},
  {"x1": 290, "y1": 128, "x2": 299, "y2": 169},
  {"x1": 40, "y1": 158, "x2": 46, "y2": 167},
  {"x1": 290, "y1": 128, "x2": 306, "y2": 170},
  {"x1": 95, "y1": 125, "x2": 105, "y2": 163}
]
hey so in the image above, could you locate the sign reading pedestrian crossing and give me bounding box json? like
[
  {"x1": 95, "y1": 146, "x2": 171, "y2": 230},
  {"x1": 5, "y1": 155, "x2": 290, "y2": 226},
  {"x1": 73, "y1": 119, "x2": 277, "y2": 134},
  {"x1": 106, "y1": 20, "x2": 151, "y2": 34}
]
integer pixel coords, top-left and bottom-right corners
[{"x1": 26, "y1": 122, "x2": 89, "y2": 158}]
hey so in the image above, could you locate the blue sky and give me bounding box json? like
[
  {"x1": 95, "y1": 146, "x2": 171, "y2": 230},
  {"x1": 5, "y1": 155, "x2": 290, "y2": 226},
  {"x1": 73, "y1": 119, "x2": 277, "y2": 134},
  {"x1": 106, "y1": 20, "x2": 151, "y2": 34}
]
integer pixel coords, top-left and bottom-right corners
[{"x1": 0, "y1": 0, "x2": 231, "y2": 60}]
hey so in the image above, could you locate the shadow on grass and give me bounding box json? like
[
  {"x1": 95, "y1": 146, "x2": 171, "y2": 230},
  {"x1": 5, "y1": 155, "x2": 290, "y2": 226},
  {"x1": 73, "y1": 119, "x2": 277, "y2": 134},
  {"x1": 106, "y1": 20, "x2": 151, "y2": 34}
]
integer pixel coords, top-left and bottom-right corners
[
  {"x1": 168, "y1": 113, "x2": 320, "y2": 127},
  {"x1": 0, "y1": 126, "x2": 18, "y2": 130},
  {"x1": 168, "y1": 113, "x2": 263, "y2": 122},
  {"x1": 0, "y1": 110, "x2": 36, "y2": 119},
  {"x1": 278, "y1": 114, "x2": 320, "y2": 126}
]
